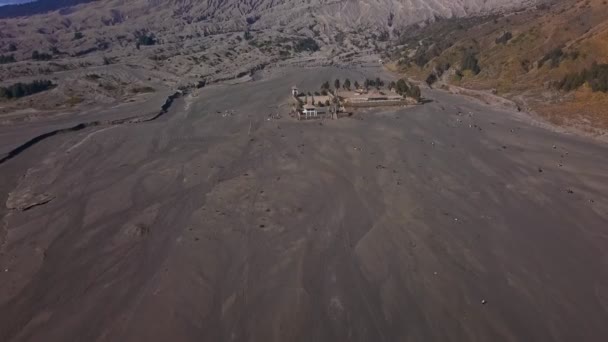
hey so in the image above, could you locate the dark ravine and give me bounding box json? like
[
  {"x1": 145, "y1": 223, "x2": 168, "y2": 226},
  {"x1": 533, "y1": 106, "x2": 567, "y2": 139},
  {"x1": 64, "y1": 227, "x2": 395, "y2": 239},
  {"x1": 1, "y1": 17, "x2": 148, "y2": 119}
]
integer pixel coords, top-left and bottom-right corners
[{"x1": 0, "y1": 91, "x2": 182, "y2": 166}]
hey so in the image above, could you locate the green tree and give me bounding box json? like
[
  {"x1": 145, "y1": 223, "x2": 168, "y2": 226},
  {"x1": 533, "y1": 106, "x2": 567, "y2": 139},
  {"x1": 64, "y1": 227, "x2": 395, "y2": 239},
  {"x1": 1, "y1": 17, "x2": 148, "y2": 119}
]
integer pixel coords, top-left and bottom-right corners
[
  {"x1": 31, "y1": 50, "x2": 52, "y2": 61},
  {"x1": 343, "y1": 78, "x2": 351, "y2": 90},
  {"x1": 461, "y1": 52, "x2": 481, "y2": 74},
  {"x1": 375, "y1": 77, "x2": 383, "y2": 88},
  {"x1": 0, "y1": 54, "x2": 16, "y2": 64},
  {"x1": 334, "y1": 79, "x2": 340, "y2": 90},
  {"x1": 406, "y1": 85, "x2": 422, "y2": 102},
  {"x1": 354, "y1": 80, "x2": 359, "y2": 89},
  {"x1": 395, "y1": 78, "x2": 409, "y2": 95},
  {"x1": 0, "y1": 80, "x2": 54, "y2": 99}
]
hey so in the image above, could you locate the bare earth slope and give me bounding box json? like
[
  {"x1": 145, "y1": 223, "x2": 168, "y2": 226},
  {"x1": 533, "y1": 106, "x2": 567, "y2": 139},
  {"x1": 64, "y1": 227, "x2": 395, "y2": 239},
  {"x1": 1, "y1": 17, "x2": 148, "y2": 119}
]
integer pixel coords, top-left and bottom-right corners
[{"x1": 1, "y1": 66, "x2": 607, "y2": 342}]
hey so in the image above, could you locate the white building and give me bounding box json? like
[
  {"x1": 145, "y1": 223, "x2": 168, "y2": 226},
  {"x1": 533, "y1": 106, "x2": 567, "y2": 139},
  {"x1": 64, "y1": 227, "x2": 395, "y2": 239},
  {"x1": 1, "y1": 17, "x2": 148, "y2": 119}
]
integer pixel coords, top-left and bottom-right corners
[{"x1": 302, "y1": 104, "x2": 317, "y2": 118}]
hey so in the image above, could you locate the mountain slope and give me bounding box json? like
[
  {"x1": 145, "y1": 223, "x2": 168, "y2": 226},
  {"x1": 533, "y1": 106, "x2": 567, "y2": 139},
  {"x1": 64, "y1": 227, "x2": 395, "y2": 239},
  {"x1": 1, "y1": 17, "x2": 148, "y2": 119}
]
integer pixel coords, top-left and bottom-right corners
[
  {"x1": 388, "y1": 0, "x2": 608, "y2": 132},
  {"x1": 0, "y1": 0, "x2": 541, "y2": 116}
]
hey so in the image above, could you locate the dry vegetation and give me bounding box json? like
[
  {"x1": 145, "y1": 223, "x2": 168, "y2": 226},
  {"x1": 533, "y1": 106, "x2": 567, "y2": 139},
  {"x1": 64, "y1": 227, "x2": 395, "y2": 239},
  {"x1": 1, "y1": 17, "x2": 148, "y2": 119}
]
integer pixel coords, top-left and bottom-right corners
[{"x1": 388, "y1": 0, "x2": 608, "y2": 130}]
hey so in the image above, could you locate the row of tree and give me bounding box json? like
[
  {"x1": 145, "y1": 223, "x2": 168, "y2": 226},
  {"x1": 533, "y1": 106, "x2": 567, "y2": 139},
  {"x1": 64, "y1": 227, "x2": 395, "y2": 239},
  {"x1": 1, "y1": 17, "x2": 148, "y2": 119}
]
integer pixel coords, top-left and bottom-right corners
[
  {"x1": 32, "y1": 50, "x2": 52, "y2": 61},
  {"x1": 0, "y1": 54, "x2": 16, "y2": 64},
  {"x1": 319, "y1": 77, "x2": 421, "y2": 101},
  {"x1": 321, "y1": 78, "x2": 387, "y2": 91},
  {"x1": 558, "y1": 62, "x2": 608, "y2": 93},
  {"x1": 0, "y1": 80, "x2": 54, "y2": 99}
]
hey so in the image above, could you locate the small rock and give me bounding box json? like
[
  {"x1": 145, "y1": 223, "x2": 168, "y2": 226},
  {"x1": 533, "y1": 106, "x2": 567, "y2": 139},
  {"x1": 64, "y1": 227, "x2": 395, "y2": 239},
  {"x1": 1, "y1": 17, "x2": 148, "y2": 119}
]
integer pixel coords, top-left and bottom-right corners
[
  {"x1": 481, "y1": 299, "x2": 487, "y2": 305},
  {"x1": 538, "y1": 167, "x2": 543, "y2": 173}
]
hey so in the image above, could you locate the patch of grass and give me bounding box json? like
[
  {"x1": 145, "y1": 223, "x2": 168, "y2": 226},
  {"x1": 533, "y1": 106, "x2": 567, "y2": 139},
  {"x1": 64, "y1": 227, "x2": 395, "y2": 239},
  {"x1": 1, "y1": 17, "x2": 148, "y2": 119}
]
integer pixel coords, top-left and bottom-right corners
[{"x1": 66, "y1": 96, "x2": 84, "y2": 106}]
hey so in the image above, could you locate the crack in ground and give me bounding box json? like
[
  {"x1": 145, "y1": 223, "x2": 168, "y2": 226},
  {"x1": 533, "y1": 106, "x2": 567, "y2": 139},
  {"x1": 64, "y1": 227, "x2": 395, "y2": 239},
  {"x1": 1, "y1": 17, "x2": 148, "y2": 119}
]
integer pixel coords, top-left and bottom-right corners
[{"x1": 0, "y1": 91, "x2": 182, "y2": 166}]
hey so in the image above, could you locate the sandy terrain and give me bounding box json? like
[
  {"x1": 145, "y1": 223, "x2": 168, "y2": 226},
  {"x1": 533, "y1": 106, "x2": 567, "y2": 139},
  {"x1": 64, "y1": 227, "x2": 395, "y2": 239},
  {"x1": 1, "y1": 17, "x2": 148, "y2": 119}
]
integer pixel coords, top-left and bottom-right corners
[{"x1": 1, "y1": 66, "x2": 608, "y2": 342}]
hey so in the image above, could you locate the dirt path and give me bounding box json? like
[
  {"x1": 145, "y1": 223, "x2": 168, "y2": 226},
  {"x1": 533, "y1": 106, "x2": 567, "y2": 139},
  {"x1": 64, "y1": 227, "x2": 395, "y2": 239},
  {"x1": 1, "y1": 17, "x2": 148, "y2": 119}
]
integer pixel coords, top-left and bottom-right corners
[{"x1": 1, "y1": 66, "x2": 607, "y2": 342}]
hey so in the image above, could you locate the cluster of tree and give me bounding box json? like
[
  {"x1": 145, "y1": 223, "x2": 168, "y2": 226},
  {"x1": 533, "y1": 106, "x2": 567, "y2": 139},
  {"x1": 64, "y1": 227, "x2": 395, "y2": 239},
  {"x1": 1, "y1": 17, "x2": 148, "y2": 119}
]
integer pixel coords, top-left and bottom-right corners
[
  {"x1": 398, "y1": 41, "x2": 450, "y2": 68},
  {"x1": 461, "y1": 51, "x2": 481, "y2": 74},
  {"x1": 0, "y1": 80, "x2": 54, "y2": 99},
  {"x1": 321, "y1": 79, "x2": 353, "y2": 91},
  {"x1": 0, "y1": 54, "x2": 16, "y2": 64},
  {"x1": 8, "y1": 43, "x2": 17, "y2": 52},
  {"x1": 364, "y1": 78, "x2": 385, "y2": 89},
  {"x1": 134, "y1": 30, "x2": 157, "y2": 48},
  {"x1": 293, "y1": 37, "x2": 319, "y2": 53},
  {"x1": 391, "y1": 78, "x2": 421, "y2": 102},
  {"x1": 557, "y1": 63, "x2": 608, "y2": 92},
  {"x1": 32, "y1": 50, "x2": 52, "y2": 61},
  {"x1": 332, "y1": 79, "x2": 345, "y2": 90},
  {"x1": 425, "y1": 73, "x2": 438, "y2": 86},
  {"x1": 538, "y1": 48, "x2": 579, "y2": 69},
  {"x1": 425, "y1": 62, "x2": 451, "y2": 86}
]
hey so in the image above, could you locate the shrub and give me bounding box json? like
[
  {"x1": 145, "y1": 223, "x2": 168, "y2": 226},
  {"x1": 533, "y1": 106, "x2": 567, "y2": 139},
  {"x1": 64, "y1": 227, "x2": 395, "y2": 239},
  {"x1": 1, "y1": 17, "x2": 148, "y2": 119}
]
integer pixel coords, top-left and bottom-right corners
[
  {"x1": 73, "y1": 31, "x2": 84, "y2": 40},
  {"x1": 293, "y1": 37, "x2": 319, "y2": 52},
  {"x1": 495, "y1": 31, "x2": 513, "y2": 45},
  {"x1": 406, "y1": 85, "x2": 421, "y2": 102},
  {"x1": 131, "y1": 86, "x2": 156, "y2": 93},
  {"x1": 538, "y1": 48, "x2": 564, "y2": 68},
  {"x1": 558, "y1": 63, "x2": 608, "y2": 92},
  {"x1": 395, "y1": 78, "x2": 409, "y2": 95},
  {"x1": 134, "y1": 30, "x2": 157, "y2": 46},
  {"x1": 32, "y1": 50, "x2": 52, "y2": 61},
  {"x1": 461, "y1": 52, "x2": 481, "y2": 74}
]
